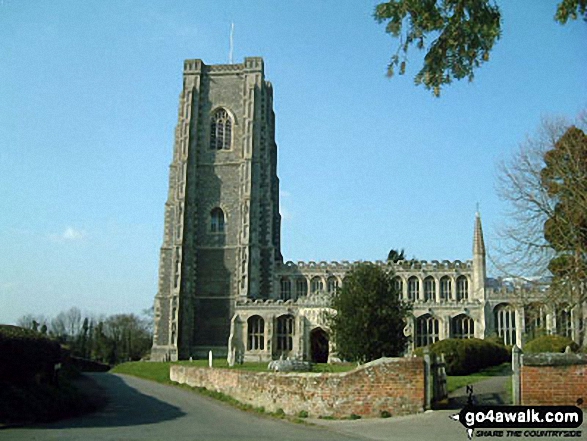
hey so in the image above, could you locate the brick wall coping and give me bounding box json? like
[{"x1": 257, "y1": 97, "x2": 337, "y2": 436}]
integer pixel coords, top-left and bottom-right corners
[
  {"x1": 523, "y1": 353, "x2": 587, "y2": 366},
  {"x1": 200, "y1": 356, "x2": 413, "y2": 378}
]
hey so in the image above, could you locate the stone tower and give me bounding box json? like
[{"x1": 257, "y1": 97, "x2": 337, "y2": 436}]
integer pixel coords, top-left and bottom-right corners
[{"x1": 151, "y1": 57, "x2": 282, "y2": 361}]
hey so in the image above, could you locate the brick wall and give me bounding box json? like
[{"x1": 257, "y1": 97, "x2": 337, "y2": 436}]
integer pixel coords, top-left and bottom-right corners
[
  {"x1": 521, "y1": 354, "x2": 587, "y2": 408},
  {"x1": 170, "y1": 357, "x2": 424, "y2": 418}
]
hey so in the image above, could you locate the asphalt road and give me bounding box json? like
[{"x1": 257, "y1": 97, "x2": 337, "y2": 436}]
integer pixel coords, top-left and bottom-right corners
[
  {"x1": 1, "y1": 373, "x2": 365, "y2": 441},
  {"x1": 2, "y1": 373, "x2": 585, "y2": 441}
]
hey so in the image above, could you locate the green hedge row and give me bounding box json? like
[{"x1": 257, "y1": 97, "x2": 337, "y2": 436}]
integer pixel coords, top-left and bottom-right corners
[
  {"x1": 0, "y1": 325, "x2": 62, "y2": 384},
  {"x1": 416, "y1": 338, "x2": 510, "y2": 375},
  {"x1": 524, "y1": 335, "x2": 579, "y2": 353}
]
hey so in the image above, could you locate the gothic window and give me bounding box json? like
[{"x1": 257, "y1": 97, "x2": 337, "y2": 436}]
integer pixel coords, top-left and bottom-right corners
[
  {"x1": 276, "y1": 314, "x2": 294, "y2": 352},
  {"x1": 210, "y1": 108, "x2": 232, "y2": 150},
  {"x1": 311, "y1": 276, "x2": 323, "y2": 294},
  {"x1": 296, "y1": 278, "x2": 308, "y2": 297},
  {"x1": 393, "y1": 277, "x2": 403, "y2": 299},
  {"x1": 440, "y1": 276, "x2": 452, "y2": 300},
  {"x1": 415, "y1": 314, "x2": 439, "y2": 347},
  {"x1": 452, "y1": 314, "x2": 475, "y2": 339},
  {"x1": 456, "y1": 276, "x2": 469, "y2": 301},
  {"x1": 495, "y1": 303, "x2": 516, "y2": 345},
  {"x1": 556, "y1": 304, "x2": 573, "y2": 338},
  {"x1": 280, "y1": 277, "x2": 292, "y2": 300},
  {"x1": 408, "y1": 276, "x2": 419, "y2": 301},
  {"x1": 524, "y1": 303, "x2": 547, "y2": 341},
  {"x1": 327, "y1": 276, "x2": 338, "y2": 294},
  {"x1": 210, "y1": 207, "x2": 225, "y2": 233},
  {"x1": 424, "y1": 276, "x2": 436, "y2": 302},
  {"x1": 247, "y1": 315, "x2": 264, "y2": 350}
]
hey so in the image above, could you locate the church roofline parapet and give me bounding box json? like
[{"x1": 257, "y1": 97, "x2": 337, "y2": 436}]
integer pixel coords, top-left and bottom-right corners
[
  {"x1": 236, "y1": 292, "x2": 332, "y2": 308},
  {"x1": 275, "y1": 258, "x2": 474, "y2": 276}
]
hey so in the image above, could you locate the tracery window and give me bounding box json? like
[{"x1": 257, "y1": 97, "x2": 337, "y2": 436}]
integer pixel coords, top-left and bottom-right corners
[
  {"x1": 456, "y1": 276, "x2": 468, "y2": 301},
  {"x1": 210, "y1": 207, "x2": 225, "y2": 233},
  {"x1": 440, "y1": 276, "x2": 452, "y2": 300},
  {"x1": 415, "y1": 314, "x2": 439, "y2": 347},
  {"x1": 327, "y1": 276, "x2": 338, "y2": 294},
  {"x1": 296, "y1": 278, "x2": 308, "y2": 297},
  {"x1": 311, "y1": 276, "x2": 323, "y2": 294},
  {"x1": 452, "y1": 314, "x2": 474, "y2": 339},
  {"x1": 210, "y1": 108, "x2": 232, "y2": 150},
  {"x1": 556, "y1": 304, "x2": 573, "y2": 339},
  {"x1": 524, "y1": 303, "x2": 547, "y2": 341},
  {"x1": 280, "y1": 277, "x2": 292, "y2": 300},
  {"x1": 393, "y1": 277, "x2": 404, "y2": 299},
  {"x1": 276, "y1": 315, "x2": 294, "y2": 352},
  {"x1": 424, "y1": 276, "x2": 436, "y2": 302},
  {"x1": 247, "y1": 315, "x2": 264, "y2": 350},
  {"x1": 408, "y1": 276, "x2": 419, "y2": 301},
  {"x1": 495, "y1": 303, "x2": 516, "y2": 345}
]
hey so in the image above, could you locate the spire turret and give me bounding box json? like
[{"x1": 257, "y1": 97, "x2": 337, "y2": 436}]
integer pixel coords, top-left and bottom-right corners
[{"x1": 473, "y1": 211, "x2": 486, "y2": 257}]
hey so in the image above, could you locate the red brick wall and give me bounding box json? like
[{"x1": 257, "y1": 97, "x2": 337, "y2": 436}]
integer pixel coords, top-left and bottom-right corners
[
  {"x1": 170, "y1": 357, "x2": 424, "y2": 418},
  {"x1": 521, "y1": 355, "x2": 587, "y2": 408}
]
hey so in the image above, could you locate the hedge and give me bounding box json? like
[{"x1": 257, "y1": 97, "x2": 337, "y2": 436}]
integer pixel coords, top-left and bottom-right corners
[
  {"x1": 0, "y1": 325, "x2": 62, "y2": 384},
  {"x1": 524, "y1": 335, "x2": 579, "y2": 354},
  {"x1": 416, "y1": 338, "x2": 510, "y2": 375}
]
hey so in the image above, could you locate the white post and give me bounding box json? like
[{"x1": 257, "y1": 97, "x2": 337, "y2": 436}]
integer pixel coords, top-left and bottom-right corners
[{"x1": 208, "y1": 350, "x2": 213, "y2": 368}]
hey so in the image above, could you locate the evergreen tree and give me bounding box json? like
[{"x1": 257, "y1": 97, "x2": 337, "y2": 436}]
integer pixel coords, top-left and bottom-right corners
[{"x1": 329, "y1": 262, "x2": 411, "y2": 362}]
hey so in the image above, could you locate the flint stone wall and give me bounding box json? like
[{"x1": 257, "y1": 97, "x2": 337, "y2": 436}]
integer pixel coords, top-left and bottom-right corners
[
  {"x1": 170, "y1": 357, "x2": 424, "y2": 417},
  {"x1": 521, "y1": 353, "x2": 587, "y2": 408}
]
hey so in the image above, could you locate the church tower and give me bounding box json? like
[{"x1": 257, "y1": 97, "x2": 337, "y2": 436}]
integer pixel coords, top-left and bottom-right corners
[{"x1": 151, "y1": 57, "x2": 282, "y2": 361}]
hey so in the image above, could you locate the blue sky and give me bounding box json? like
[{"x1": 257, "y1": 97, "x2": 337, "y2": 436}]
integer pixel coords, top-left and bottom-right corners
[{"x1": 0, "y1": 1, "x2": 585, "y2": 325}]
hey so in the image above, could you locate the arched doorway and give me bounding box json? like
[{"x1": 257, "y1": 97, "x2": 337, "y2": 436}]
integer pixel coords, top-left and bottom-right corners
[{"x1": 310, "y1": 328, "x2": 329, "y2": 363}]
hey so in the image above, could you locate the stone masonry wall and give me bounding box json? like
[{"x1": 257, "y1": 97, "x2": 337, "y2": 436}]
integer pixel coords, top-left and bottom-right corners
[
  {"x1": 170, "y1": 357, "x2": 424, "y2": 418},
  {"x1": 521, "y1": 354, "x2": 587, "y2": 408}
]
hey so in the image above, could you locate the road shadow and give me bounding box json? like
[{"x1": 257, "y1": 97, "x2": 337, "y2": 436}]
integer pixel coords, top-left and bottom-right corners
[{"x1": 28, "y1": 373, "x2": 186, "y2": 429}]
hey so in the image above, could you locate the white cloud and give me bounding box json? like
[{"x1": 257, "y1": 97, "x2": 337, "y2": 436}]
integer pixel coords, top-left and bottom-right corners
[{"x1": 50, "y1": 227, "x2": 86, "y2": 242}]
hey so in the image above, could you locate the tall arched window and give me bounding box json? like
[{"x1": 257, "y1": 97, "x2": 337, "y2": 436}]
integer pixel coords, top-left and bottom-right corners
[
  {"x1": 327, "y1": 276, "x2": 338, "y2": 294},
  {"x1": 210, "y1": 108, "x2": 232, "y2": 150},
  {"x1": 311, "y1": 276, "x2": 323, "y2": 294},
  {"x1": 556, "y1": 304, "x2": 573, "y2": 338},
  {"x1": 210, "y1": 207, "x2": 225, "y2": 233},
  {"x1": 524, "y1": 303, "x2": 546, "y2": 341},
  {"x1": 247, "y1": 315, "x2": 264, "y2": 350},
  {"x1": 423, "y1": 276, "x2": 436, "y2": 302},
  {"x1": 495, "y1": 303, "x2": 516, "y2": 345},
  {"x1": 415, "y1": 314, "x2": 439, "y2": 347},
  {"x1": 452, "y1": 314, "x2": 474, "y2": 339},
  {"x1": 408, "y1": 276, "x2": 419, "y2": 301},
  {"x1": 456, "y1": 276, "x2": 468, "y2": 301},
  {"x1": 280, "y1": 277, "x2": 292, "y2": 300},
  {"x1": 276, "y1": 315, "x2": 294, "y2": 352},
  {"x1": 440, "y1": 276, "x2": 452, "y2": 300},
  {"x1": 296, "y1": 278, "x2": 308, "y2": 297},
  {"x1": 393, "y1": 277, "x2": 403, "y2": 299}
]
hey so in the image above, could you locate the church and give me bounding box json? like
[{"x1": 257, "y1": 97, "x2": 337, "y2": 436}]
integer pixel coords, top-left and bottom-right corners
[{"x1": 150, "y1": 57, "x2": 580, "y2": 362}]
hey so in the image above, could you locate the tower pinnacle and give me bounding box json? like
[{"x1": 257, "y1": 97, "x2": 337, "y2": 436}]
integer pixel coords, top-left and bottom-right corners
[{"x1": 473, "y1": 211, "x2": 486, "y2": 257}]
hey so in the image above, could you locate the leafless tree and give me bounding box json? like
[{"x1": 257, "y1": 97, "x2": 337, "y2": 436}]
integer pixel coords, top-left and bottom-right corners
[{"x1": 496, "y1": 113, "x2": 587, "y2": 345}]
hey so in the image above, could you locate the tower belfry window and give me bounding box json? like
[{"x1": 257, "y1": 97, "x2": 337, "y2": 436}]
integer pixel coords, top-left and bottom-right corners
[
  {"x1": 210, "y1": 108, "x2": 232, "y2": 150},
  {"x1": 210, "y1": 207, "x2": 225, "y2": 233}
]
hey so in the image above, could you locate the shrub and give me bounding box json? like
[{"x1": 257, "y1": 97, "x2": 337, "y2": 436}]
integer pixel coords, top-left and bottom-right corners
[
  {"x1": 298, "y1": 410, "x2": 309, "y2": 418},
  {"x1": 524, "y1": 335, "x2": 579, "y2": 353},
  {"x1": 418, "y1": 338, "x2": 509, "y2": 375},
  {"x1": 380, "y1": 410, "x2": 392, "y2": 418}
]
